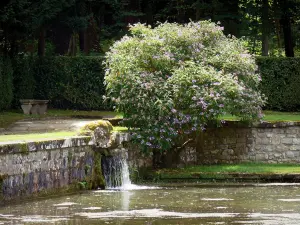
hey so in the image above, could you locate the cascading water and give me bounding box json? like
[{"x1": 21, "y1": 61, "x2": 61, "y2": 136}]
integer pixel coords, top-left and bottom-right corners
[{"x1": 102, "y1": 153, "x2": 133, "y2": 190}]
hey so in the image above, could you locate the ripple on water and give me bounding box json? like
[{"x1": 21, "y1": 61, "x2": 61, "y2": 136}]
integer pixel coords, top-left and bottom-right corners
[
  {"x1": 201, "y1": 198, "x2": 234, "y2": 201},
  {"x1": 53, "y1": 202, "x2": 78, "y2": 206},
  {"x1": 75, "y1": 209, "x2": 239, "y2": 219},
  {"x1": 93, "y1": 185, "x2": 160, "y2": 192},
  {"x1": 82, "y1": 207, "x2": 102, "y2": 210},
  {"x1": 21, "y1": 215, "x2": 69, "y2": 223},
  {"x1": 278, "y1": 199, "x2": 300, "y2": 202},
  {"x1": 256, "y1": 183, "x2": 300, "y2": 186}
]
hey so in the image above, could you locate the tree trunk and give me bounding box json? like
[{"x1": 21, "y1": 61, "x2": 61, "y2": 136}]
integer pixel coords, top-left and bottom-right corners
[
  {"x1": 219, "y1": 0, "x2": 240, "y2": 37},
  {"x1": 38, "y1": 28, "x2": 45, "y2": 57},
  {"x1": 145, "y1": 0, "x2": 154, "y2": 25},
  {"x1": 281, "y1": 16, "x2": 294, "y2": 57},
  {"x1": 83, "y1": 30, "x2": 89, "y2": 55},
  {"x1": 261, "y1": 0, "x2": 269, "y2": 56},
  {"x1": 67, "y1": 32, "x2": 77, "y2": 56},
  {"x1": 280, "y1": 0, "x2": 294, "y2": 57},
  {"x1": 176, "y1": 0, "x2": 185, "y2": 23},
  {"x1": 79, "y1": 30, "x2": 85, "y2": 52}
]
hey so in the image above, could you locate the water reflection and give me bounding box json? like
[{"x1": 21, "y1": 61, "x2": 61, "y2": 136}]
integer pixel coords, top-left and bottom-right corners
[{"x1": 0, "y1": 184, "x2": 300, "y2": 224}]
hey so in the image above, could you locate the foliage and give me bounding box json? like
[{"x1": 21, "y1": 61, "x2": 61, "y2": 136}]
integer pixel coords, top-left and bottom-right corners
[
  {"x1": 12, "y1": 56, "x2": 35, "y2": 107},
  {"x1": 105, "y1": 21, "x2": 265, "y2": 153},
  {"x1": 257, "y1": 57, "x2": 300, "y2": 111},
  {"x1": 47, "y1": 56, "x2": 106, "y2": 109},
  {"x1": 0, "y1": 0, "x2": 75, "y2": 55},
  {"x1": 14, "y1": 56, "x2": 107, "y2": 110},
  {"x1": 0, "y1": 57, "x2": 13, "y2": 111}
]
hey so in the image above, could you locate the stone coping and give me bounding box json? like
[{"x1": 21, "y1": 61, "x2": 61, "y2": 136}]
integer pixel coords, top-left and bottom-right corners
[
  {"x1": 20, "y1": 99, "x2": 49, "y2": 104},
  {"x1": 0, "y1": 132, "x2": 130, "y2": 155},
  {"x1": 0, "y1": 136, "x2": 93, "y2": 155}
]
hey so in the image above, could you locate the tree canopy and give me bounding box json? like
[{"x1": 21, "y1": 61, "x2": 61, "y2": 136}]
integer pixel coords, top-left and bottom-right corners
[{"x1": 1, "y1": 0, "x2": 300, "y2": 57}]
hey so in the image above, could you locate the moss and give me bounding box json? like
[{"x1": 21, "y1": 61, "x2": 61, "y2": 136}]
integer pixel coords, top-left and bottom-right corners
[
  {"x1": 84, "y1": 165, "x2": 91, "y2": 175},
  {"x1": 0, "y1": 174, "x2": 8, "y2": 202},
  {"x1": 67, "y1": 152, "x2": 73, "y2": 166},
  {"x1": 83, "y1": 136, "x2": 92, "y2": 145},
  {"x1": 101, "y1": 149, "x2": 110, "y2": 157},
  {"x1": 87, "y1": 150, "x2": 105, "y2": 189},
  {"x1": 78, "y1": 120, "x2": 113, "y2": 136},
  {"x1": 19, "y1": 143, "x2": 29, "y2": 155}
]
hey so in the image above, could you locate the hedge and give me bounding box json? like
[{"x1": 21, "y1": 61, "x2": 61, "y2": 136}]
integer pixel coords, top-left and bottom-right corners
[
  {"x1": 257, "y1": 57, "x2": 300, "y2": 111},
  {"x1": 12, "y1": 56, "x2": 35, "y2": 107},
  {"x1": 0, "y1": 57, "x2": 13, "y2": 111},
  {"x1": 10, "y1": 56, "x2": 300, "y2": 112},
  {"x1": 14, "y1": 56, "x2": 107, "y2": 110}
]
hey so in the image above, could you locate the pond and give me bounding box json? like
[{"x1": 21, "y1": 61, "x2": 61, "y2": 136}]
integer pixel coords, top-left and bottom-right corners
[{"x1": 0, "y1": 183, "x2": 300, "y2": 224}]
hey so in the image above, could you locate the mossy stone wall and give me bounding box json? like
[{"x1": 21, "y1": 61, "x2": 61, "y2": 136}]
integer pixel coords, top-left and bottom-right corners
[{"x1": 0, "y1": 137, "x2": 104, "y2": 203}]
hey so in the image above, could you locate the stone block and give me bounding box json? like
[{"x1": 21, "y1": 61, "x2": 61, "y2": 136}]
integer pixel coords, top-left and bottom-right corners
[
  {"x1": 287, "y1": 134, "x2": 297, "y2": 138},
  {"x1": 285, "y1": 128, "x2": 299, "y2": 134},
  {"x1": 286, "y1": 151, "x2": 295, "y2": 158},
  {"x1": 256, "y1": 153, "x2": 268, "y2": 161},
  {"x1": 20, "y1": 104, "x2": 32, "y2": 115},
  {"x1": 274, "y1": 153, "x2": 282, "y2": 158},
  {"x1": 271, "y1": 136, "x2": 281, "y2": 145},
  {"x1": 282, "y1": 138, "x2": 293, "y2": 144},
  {"x1": 257, "y1": 132, "x2": 267, "y2": 138},
  {"x1": 293, "y1": 138, "x2": 300, "y2": 145},
  {"x1": 266, "y1": 133, "x2": 273, "y2": 138}
]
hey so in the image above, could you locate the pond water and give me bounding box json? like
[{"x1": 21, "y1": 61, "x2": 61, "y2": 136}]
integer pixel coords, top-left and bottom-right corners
[{"x1": 1, "y1": 183, "x2": 300, "y2": 225}]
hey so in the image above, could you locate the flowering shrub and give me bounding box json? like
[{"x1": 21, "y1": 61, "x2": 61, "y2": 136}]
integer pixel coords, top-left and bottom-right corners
[{"x1": 104, "y1": 21, "x2": 265, "y2": 153}]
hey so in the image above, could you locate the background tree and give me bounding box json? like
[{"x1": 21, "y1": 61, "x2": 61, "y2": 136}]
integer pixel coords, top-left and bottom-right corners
[{"x1": 1, "y1": 0, "x2": 300, "y2": 57}]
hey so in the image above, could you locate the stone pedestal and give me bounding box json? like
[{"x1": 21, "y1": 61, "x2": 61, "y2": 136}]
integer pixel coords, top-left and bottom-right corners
[{"x1": 20, "y1": 99, "x2": 49, "y2": 115}]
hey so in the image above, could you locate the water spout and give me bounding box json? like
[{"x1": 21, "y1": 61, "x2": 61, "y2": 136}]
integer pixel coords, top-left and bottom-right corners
[
  {"x1": 102, "y1": 153, "x2": 133, "y2": 190},
  {"x1": 102, "y1": 151, "x2": 157, "y2": 190}
]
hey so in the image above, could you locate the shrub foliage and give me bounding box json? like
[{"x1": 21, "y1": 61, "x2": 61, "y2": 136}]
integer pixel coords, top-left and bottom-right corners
[
  {"x1": 14, "y1": 56, "x2": 107, "y2": 110},
  {"x1": 105, "y1": 21, "x2": 265, "y2": 153},
  {"x1": 0, "y1": 57, "x2": 13, "y2": 111},
  {"x1": 257, "y1": 57, "x2": 300, "y2": 111}
]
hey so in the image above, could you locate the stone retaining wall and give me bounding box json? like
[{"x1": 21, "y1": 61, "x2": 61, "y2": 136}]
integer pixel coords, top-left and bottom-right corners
[
  {"x1": 0, "y1": 137, "x2": 95, "y2": 202},
  {"x1": 179, "y1": 121, "x2": 300, "y2": 165},
  {"x1": 0, "y1": 132, "x2": 145, "y2": 203},
  {"x1": 2, "y1": 121, "x2": 300, "y2": 202}
]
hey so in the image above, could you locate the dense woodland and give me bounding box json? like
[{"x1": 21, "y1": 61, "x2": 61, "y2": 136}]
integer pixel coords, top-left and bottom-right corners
[{"x1": 0, "y1": 0, "x2": 300, "y2": 57}]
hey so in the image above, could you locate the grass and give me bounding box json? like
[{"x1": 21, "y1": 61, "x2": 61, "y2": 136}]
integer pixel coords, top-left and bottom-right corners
[
  {"x1": 221, "y1": 111, "x2": 300, "y2": 122},
  {"x1": 0, "y1": 126, "x2": 127, "y2": 143},
  {"x1": 153, "y1": 163, "x2": 300, "y2": 180},
  {"x1": 113, "y1": 126, "x2": 128, "y2": 132},
  {"x1": 0, "y1": 131, "x2": 77, "y2": 143},
  {"x1": 0, "y1": 109, "x2": 123, "y2": 128},
  {"x1": 182, "y1": 163, "x2": 300, "y2": 174},
  {"x1": 2, "y1": 109, "x2": 300, "y2": 130}
]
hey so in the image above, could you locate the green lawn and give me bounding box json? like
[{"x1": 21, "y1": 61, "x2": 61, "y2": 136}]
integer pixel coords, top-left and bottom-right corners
[
  {"x1": 183, "y1": 163, "x2": 300, "y2": 174},
  {"x1": 0, "y1": 131, "x2": 78, "y2": 143},
  {"x1": 0, "y1": 126, "x2": 127, "y2": 143},
  {"x1": 153, "y1": 163, "x2": 300, "y2": 180},
  {"x1": 221, "y1": 111, "x2": 300, "y2": 122},
  {"x1": 112, "y1": 126, "x2": 128, "y2": 132},
  {"x1": 0, "y1": 109, "x2": 123, "y2": 128},
  {"x1": 2, "y1": 109, "x2": 300, "y2": 130}
]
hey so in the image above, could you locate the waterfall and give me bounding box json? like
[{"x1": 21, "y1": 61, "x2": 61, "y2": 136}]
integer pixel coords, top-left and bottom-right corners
[{"x1": 102, "y1": 153, "x2": 133, "y2": 190}]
